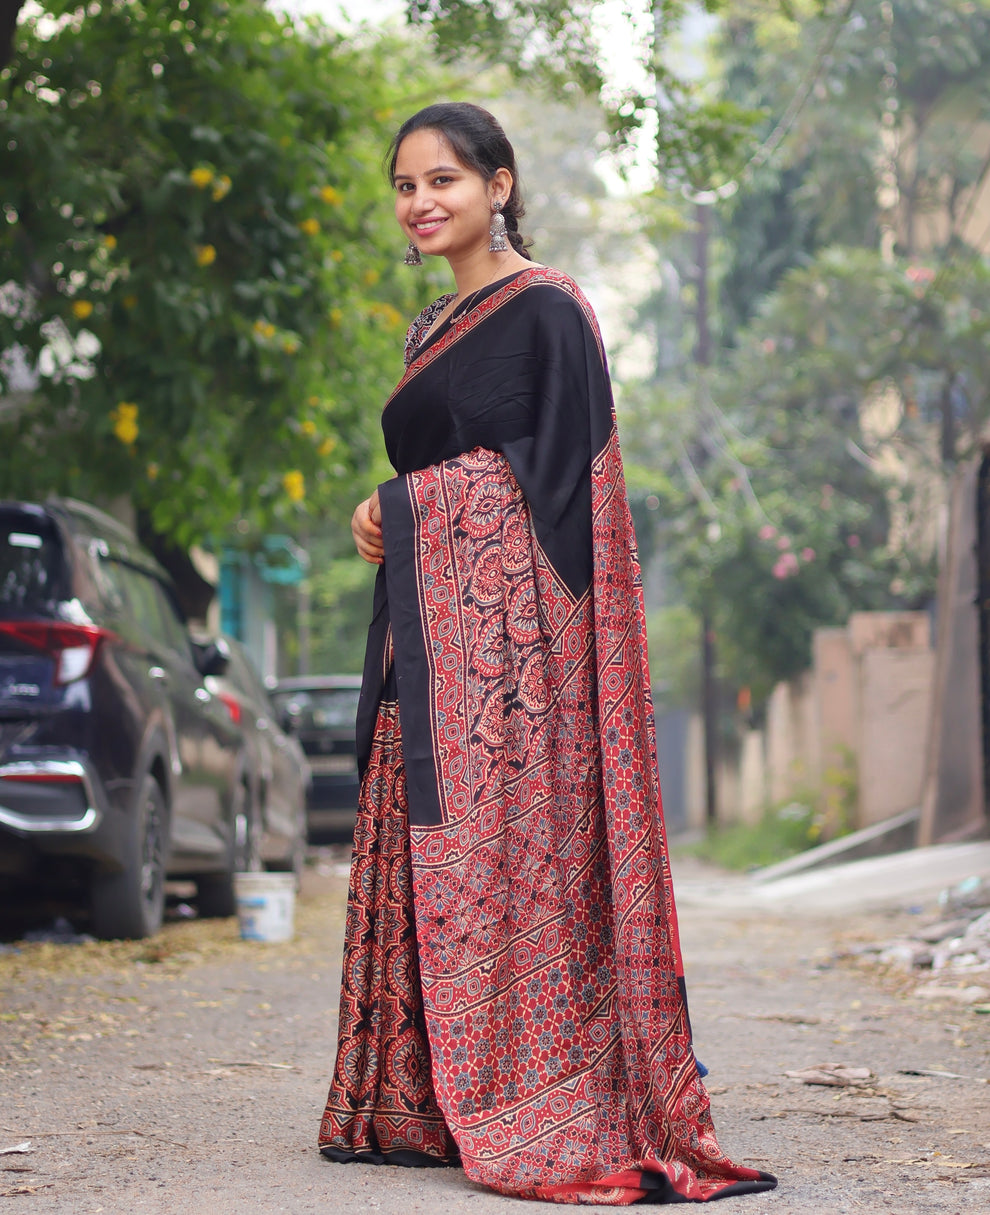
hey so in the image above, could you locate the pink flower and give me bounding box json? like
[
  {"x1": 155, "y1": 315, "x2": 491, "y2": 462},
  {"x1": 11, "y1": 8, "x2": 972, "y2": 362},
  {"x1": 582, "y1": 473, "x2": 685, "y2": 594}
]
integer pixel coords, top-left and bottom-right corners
[
  {"x1": 801, "y1": 547, "x2": 816, "y2": 562},
  {"x1": 906, "y1": 265, "x2": 935, "y2": 285},
  {"x1": 776, "y1": 535, "x2": 791, "y2": 550},
  {"x1": 772, "y1": 552, "x2": 799, "y2": 579},
  {"x1": 759, "y1": 524, "x2": 777, "y2": 541},
  {"x1": 847, "y1": 534, "x2": 861, "y2": 548}
]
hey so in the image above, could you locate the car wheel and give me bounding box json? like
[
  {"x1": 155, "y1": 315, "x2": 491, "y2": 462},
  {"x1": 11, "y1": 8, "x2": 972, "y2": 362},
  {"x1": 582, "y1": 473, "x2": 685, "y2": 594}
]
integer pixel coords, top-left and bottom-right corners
[
  {"x1": 197, "y1": 778, "x2": 259, "y2": 918},
  {"x1": 90, "y1": 774, "x2": 167, "y2": 940}
]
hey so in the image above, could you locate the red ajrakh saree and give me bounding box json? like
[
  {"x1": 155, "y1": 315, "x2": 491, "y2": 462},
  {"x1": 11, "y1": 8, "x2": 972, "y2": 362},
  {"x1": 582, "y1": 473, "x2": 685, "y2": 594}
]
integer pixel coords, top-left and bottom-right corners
[{"x1": 319, "y1": 266, "x2": 776, "y2": 1204}]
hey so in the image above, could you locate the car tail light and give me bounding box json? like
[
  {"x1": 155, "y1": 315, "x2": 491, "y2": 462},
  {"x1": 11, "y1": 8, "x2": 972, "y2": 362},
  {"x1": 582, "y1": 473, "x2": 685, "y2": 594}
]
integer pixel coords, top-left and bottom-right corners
[
  {"x1": 217, "y1": 691, "x2": 243, "y2": 725},
  {"x1": 0, "y1": 622, "x2": 114, "y2": 685}
]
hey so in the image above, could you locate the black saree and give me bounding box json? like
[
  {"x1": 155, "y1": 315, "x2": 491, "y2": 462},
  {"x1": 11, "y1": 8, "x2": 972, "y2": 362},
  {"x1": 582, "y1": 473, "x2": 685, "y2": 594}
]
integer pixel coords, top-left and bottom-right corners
[{"x1": 320, "y1": 266, "x2": 777, "y2": 1204}]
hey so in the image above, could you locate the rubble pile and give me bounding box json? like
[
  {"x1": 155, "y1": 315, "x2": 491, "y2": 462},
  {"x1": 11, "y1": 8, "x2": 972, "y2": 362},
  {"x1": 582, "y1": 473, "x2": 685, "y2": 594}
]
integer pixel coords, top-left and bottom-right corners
[{"x1": 858, "y1": 876, "x2": 990, "y2": 1007}]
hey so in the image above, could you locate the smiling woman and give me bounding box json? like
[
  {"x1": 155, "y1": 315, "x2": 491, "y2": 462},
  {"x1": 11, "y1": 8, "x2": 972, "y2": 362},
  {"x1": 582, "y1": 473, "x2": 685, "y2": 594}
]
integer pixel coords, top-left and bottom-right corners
[{"x1": 317, "y1": 101, "x2": 777, "y2": 1206}]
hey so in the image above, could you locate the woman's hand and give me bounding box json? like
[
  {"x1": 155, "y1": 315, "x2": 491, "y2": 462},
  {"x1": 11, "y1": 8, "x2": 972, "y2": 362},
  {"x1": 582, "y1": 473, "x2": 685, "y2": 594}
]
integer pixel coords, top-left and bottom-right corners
[{"x1": 351, "y1": 489, "x2": 383, "y2": 565}]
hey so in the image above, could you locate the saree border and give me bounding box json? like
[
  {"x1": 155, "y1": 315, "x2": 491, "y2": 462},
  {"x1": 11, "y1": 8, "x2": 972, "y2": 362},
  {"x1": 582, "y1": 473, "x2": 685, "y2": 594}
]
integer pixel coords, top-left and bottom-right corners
[{"x1": 386, "y1": 266, "x2": 606, "y2": 407}]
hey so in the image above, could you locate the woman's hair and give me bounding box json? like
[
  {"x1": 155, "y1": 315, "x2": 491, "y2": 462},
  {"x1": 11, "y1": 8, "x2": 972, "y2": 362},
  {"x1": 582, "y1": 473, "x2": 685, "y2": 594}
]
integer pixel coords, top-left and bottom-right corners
[{"x1": 387, "y1": 102, "x2": 531, "y2": 259}]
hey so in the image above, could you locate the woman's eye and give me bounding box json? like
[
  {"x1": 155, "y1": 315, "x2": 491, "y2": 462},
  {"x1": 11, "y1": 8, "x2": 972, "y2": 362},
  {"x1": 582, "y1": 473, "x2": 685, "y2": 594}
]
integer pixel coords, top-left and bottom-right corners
[{"x1": 432, "y1": 176, "x2": 452, "y2": 186}]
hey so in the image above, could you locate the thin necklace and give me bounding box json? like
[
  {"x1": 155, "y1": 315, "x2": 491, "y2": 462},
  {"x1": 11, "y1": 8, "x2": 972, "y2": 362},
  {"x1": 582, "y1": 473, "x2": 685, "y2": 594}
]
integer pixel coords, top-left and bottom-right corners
[{"x1": 427, "y1": 258, "x2": 512, "y2": 338}]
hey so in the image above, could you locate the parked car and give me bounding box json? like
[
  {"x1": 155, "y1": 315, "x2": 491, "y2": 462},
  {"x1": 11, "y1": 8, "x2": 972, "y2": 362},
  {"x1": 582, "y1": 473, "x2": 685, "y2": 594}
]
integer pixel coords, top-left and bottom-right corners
[
  {"x1": 269, "y1": 675, "x2": 362, "y2": 841},
  {"x1": 0, "y1": 498, "x2": 251, "y2": 939},
  {"x1": 205, "y1": 637, "x2": 309, "y2": 882}
]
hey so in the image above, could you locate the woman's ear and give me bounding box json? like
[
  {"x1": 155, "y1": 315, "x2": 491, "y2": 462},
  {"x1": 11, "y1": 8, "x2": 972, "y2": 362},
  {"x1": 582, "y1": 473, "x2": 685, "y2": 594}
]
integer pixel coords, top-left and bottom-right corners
[{"x1": 490, "y1": 167, "x2": 514, "y2": 205}]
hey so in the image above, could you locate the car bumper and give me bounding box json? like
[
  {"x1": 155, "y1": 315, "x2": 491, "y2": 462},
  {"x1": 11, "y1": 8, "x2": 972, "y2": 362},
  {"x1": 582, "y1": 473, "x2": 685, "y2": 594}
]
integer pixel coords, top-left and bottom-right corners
[
  {"x1": 0, "y1": 754, "x2": 134, "y2": 873},
  {"x1": 0, "y1": 758, "x2": 103, "y2": 833}
]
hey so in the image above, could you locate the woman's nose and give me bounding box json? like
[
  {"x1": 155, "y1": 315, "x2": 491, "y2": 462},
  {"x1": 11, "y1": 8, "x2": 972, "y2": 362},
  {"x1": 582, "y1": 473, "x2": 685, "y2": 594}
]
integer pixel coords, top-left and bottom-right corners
[{"x1": 409, "y1": 185, "x2": 433, "y2": 212}]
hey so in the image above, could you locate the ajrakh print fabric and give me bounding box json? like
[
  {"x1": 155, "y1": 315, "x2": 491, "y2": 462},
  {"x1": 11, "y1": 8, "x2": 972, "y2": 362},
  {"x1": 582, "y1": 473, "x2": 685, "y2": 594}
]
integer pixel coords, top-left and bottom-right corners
[{"x1": 320, "y1": 267, "x2": 776, "y2": 1204}]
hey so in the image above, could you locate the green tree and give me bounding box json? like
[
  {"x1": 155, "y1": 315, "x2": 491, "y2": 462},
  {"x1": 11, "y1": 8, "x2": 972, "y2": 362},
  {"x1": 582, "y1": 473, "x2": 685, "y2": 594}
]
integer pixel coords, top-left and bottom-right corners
[
  {"x1": 717, "y1": 0, "x2": 990, "y2": 336},
  {"x1": 0, "y1": 0, "x2": 433, "y2": 551}
]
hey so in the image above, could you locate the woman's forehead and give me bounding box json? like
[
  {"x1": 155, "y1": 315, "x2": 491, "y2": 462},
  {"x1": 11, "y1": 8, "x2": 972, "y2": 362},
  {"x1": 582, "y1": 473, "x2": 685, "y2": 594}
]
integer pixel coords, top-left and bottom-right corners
[{"x1": 394, "y1": 128, "x2": 465, "y2": 174}]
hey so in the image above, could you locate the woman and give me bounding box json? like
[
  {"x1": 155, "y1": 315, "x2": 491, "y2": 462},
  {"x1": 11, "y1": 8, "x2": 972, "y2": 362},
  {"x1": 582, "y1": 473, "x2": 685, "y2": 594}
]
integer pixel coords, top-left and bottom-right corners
[{"x1": 319, "y1": 102, "x2": 776, "y2": 1206}]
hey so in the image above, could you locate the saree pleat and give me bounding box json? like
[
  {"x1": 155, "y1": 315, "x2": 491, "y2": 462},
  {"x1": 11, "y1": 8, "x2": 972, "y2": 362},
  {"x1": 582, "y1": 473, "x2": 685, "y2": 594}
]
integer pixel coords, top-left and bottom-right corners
[
  {"x1": 320, "y1": 267, "x2": 776, "y2": 1204},
  {"x1": 319, "y1": 693, "x2": 459, "y2": 1167}
]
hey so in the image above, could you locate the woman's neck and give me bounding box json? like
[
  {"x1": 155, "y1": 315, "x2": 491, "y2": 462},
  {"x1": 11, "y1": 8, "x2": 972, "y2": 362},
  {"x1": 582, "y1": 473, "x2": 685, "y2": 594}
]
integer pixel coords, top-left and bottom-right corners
[{"x1": 449, "y1": 248, "x2": 529, "y2": 300}]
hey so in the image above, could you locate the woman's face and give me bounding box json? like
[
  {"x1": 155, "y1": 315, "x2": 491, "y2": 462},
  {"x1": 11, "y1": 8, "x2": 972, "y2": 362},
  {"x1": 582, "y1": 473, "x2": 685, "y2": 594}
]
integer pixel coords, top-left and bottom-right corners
[{"x1": 393, "y1": 128, "x2": 505, "y2": 264}]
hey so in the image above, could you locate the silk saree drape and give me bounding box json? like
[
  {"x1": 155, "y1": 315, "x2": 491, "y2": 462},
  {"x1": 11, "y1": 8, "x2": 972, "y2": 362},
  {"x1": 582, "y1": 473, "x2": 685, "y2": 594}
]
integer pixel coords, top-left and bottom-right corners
[{"x1": 319, "y1": 267, "x2": 776, "y2": 1205}]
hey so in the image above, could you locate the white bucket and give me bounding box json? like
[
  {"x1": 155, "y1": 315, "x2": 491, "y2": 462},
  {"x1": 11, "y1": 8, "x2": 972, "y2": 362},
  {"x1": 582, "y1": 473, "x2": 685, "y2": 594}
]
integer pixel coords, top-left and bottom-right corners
[{"x1": 233, "y1": 872, "x2": 296, "y2": 943}]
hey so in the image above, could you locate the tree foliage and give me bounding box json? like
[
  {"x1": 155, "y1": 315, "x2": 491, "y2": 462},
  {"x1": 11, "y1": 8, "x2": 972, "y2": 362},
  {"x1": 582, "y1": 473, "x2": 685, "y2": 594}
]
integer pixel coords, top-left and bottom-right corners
[
  {"x1": 405, "y1": 0, "x2": 769, "y2": 187},
  {"x1": 0, "y1": 0, "x2": 434, "y2": 547},
  {"x1": 617, "y1": 0, "x2": 990, "y2": 702}
]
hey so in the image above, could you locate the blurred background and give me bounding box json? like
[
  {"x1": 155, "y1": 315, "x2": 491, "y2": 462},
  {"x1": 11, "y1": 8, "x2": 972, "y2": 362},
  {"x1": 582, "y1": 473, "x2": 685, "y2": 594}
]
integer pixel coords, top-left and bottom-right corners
[{"x1": 3, "y1": 0, "x2": 989, "y2": 862}]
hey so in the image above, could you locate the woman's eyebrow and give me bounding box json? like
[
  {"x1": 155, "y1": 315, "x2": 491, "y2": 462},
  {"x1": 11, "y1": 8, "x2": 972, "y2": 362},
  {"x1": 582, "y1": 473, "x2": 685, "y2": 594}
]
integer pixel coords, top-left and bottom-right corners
[{"x1": 393, "y1": 164, "x2": 462, "y2": 180}]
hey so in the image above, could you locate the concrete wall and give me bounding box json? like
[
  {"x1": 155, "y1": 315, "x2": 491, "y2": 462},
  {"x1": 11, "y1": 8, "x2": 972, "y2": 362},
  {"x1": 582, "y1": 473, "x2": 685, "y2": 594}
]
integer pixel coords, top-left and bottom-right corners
[
  {"x1": 689, "y1": 611, "x2": 936, "y2": 834},
  {"x1": 859, "y1": 646, "x2": 935, "y2": 826}
]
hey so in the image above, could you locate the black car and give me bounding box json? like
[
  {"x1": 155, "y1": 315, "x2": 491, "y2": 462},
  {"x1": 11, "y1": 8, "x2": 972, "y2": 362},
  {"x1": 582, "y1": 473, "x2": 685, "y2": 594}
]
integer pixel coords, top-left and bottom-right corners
[
  {"x1": 269, "y1": 675, "x2": 362, "y2": 841},
  {"x1": 0, "y1": 498, "x2": 250, "y2": 938},
  {"x1": 206, "y1": 637, "x2": 309, "y2": 882}
]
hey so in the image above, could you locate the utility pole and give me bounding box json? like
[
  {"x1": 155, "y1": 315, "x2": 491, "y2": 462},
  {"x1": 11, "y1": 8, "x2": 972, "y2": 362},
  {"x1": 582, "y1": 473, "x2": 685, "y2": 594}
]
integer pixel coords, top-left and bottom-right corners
[
  {"x1": 651, "y1": 0, "x2": 720, "y2": 828},
  {"x1": 694, "y1": 200, "x2": 718, "y2": 828}
]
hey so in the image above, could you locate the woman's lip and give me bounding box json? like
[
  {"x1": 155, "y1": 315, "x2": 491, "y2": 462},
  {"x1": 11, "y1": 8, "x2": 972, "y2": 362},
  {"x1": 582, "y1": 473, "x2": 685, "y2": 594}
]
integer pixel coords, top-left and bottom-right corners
[{"x1": 412, "y1": 217, "x2": 447, "y2": 234}]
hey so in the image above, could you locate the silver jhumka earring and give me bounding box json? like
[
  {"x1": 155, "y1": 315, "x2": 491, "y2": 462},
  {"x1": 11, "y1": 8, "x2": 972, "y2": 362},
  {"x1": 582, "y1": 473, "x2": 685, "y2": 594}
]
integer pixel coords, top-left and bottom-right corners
[
  {"x1": 488, "y1": 200, "x2": 508, "y2": 253},
  {"x1": 404, "y1": 240, "x2": 423, "y2": 266}
]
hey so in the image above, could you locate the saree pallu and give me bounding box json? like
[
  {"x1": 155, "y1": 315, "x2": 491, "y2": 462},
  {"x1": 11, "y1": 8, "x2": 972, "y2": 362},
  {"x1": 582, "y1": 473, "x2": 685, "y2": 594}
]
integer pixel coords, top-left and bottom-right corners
[{"x1": 320, "y1": 267, "x2": 776, "y2": 1204}]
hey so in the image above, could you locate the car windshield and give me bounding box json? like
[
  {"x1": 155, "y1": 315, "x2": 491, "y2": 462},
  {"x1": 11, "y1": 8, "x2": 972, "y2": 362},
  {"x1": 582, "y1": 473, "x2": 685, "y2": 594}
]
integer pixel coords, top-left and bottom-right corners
[
  {"x1": 0, "y1": 512, "x2": 67, "y2": 614},
  {"x1": 271, "y1": 687, "x2": 360, "y2": 730}
]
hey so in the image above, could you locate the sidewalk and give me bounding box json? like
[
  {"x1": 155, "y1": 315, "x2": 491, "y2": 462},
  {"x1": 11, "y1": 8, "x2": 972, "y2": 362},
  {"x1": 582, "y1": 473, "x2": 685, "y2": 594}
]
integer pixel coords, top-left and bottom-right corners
[
  {"x1": 0, "y1": 847, "x2": 987, "y2": 1213},
  {"x1": 672, "y1": 839, "x2": 990, "y2": 915}
]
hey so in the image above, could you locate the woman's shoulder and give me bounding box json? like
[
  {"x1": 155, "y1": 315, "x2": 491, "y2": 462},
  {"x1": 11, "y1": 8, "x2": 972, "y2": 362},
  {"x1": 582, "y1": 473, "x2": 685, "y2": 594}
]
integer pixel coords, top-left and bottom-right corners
[
  {"x1": 509, "y1": 265, "x2": 602, "y2": 340},
  {"x1": 404, "y1": 293, "x2": 454, "y2": 365}
]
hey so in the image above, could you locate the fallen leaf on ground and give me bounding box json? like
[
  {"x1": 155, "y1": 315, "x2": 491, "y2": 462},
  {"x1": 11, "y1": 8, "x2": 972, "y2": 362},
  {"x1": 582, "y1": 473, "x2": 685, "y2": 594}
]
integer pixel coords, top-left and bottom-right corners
[
  {"x1": 899, "y1": 1068, "x2": 990, "y2": 1083},
  {"x1": 0, "y1": 1143, "x2": 32, "y2": 1156},
  {"x1": 205, "y1": 1059, "x2": 295, "y2": 1070},
  {"x1": 784, "y1": 1063, "x2": 874, "y2": 1086}
]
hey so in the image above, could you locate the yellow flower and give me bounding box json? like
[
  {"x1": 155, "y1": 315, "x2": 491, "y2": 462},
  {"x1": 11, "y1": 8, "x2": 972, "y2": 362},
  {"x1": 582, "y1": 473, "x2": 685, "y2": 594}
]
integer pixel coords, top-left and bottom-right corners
[
  {"x1": 102, "y1": 234, "x2": 117, "y2": 250},
  {"x1": 329, "y1": 250, "x2": 344, "y2": 263},
  {"x1": 329, "y1": 308, "x2": 343, "y2": 328},
  {"x1": 298, "y1": 217, "x2": 320, "y2": 236},
  {"x1": 300, "y1": 419, "x2": 317, "y2": 436},
  {"x1": 362, "y1": 268, "x2": 380, "y2": 287},
  {"x1": 147, "y1": 462, "x2": 159, "y2": 481},
  {"x1": 111, "y1": 402, "x2": 139, "y2": 447},
  {"x1": 211, "y1": 174, "x2": 232, "y2": 201},
  {"x1": 189, "y1": 166, "x2": 213, "y2": 189},
  {"x1": 374, "y1": 108, "x2": 394, "y2": 122},
  {"x1": 71, "y1": 299, "x2": 94, "y2": 320},
  {"x1": 282, "y1": 470, "x2": 305, "y2": 502},
  {"x1": 370, "y1": 303, "x2": 402, "y2": 329},
  {"x1": 317, "y1": 436, "x2": 336, "y2": 458},
  {"x1": 122, "y1": 294, "x2": 137, "y2": 309},
  {"x1": 319, "y1": 185, "x2": 342, "y2": 205},
  {"x1": 281, "y1": 336, "x2": 300, "y2": 354},
  {"x1": 307, "y1": 394, "x2": 320, "y2": 407},
  {"x1": 195, "y1": 244, "x2": 216, "y2": 267},
  {"x1": 253, "y1": 318, "x2": 276, "y2": 340}
]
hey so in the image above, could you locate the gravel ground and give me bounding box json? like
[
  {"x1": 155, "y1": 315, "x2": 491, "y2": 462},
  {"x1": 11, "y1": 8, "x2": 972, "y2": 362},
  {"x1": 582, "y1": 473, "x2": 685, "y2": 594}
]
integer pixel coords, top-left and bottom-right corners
[{"x1": 1, "y1": 848, "x2": 988, "y2": 1214}]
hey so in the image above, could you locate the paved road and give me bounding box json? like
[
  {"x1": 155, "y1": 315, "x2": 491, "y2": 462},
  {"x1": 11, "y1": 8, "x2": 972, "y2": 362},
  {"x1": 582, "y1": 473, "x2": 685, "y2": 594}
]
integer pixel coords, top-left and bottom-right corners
[{"x1": 1, "y1": 846, "x2": 987, "y2": 1213}]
